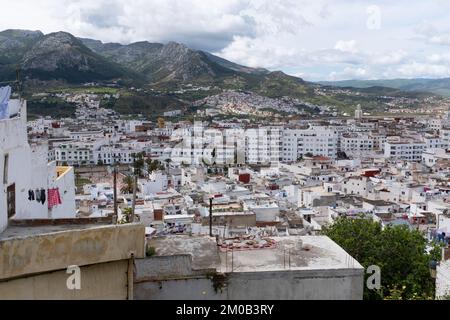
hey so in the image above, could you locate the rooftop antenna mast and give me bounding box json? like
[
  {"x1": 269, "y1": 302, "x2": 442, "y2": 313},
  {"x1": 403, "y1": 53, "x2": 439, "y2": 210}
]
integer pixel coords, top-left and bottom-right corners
[{"x1": 15, "y1": 67, "x2": 22, "y2": 100}]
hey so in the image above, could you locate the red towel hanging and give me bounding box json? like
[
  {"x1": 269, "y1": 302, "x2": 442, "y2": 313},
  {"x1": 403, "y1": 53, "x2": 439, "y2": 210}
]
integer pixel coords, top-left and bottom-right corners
[{"x1": 48, "y1": 188, "x2": 62, "y2": 209}]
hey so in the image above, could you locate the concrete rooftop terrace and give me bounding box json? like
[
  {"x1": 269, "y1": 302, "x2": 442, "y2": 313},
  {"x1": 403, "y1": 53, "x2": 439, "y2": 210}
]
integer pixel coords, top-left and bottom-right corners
[
  {"x1": 0, "y1": 223, "x2": 111, "y2": 241},
  {"x1": 219, "y1": 236, "x2": 363, "y2": 273},
  {"x1": 148, "y1": 235, "x2": 363, "y2": 274}
]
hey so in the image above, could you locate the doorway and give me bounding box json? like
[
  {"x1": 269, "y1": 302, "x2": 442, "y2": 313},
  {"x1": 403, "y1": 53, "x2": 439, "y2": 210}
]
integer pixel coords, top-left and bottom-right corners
[{"x1": 7, "y1": 183, "x2": 15, "y2": 218}]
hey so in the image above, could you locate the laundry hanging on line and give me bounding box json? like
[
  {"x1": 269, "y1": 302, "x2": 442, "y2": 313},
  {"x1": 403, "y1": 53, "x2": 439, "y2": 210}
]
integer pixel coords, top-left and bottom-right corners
[
  {"x1": 0, "y1": 86, "x2": 11, "y2": 120},
  {"x1": 33, "y1": 189, "x2": 46, "y2": 205},
  {"x1": 28, "y1": 190, "x2": 35, "y2": 201},
  {"x1": 40, "y1": 189, "x2": 46, "y2": 205},
  {"x1": 48, "y1": 188, "x2": 62, "y2": 209}
]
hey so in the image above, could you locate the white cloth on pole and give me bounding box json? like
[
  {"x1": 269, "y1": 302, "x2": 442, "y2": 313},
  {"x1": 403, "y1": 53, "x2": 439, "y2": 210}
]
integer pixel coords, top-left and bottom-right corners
[{"x1": 0, "y1": 86, "x2": 12, "y2": 119}]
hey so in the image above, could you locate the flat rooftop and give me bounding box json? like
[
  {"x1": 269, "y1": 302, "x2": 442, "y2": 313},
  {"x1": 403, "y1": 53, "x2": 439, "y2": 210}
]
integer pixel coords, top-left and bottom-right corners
[
  {"x1": 0, "y1": 222, "x2": 145, "y2": 281},
  {"x1": 218, "y1": 236, "x2": 363, "y2": 273},
  {"x1": 0, "y1": 223, "x2": 112, "y2": 241}
]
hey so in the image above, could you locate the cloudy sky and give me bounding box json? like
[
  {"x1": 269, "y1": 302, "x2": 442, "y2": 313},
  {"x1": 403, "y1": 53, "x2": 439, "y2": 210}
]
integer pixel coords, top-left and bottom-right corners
[{"x1": 2, "y1": 0, "x2": 450, "y2": 81}]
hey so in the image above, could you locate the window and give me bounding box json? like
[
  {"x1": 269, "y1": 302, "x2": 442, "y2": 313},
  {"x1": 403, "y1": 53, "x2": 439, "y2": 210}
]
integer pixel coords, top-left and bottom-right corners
[{"x1": 3, "y1": 154, "x2": 8, "y2": 184}]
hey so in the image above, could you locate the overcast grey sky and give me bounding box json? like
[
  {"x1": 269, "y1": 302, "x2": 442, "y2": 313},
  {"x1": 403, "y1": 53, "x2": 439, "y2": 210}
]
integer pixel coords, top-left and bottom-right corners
[{"x1": 2, "y1": 0, "x2": 450, "y2": 81}]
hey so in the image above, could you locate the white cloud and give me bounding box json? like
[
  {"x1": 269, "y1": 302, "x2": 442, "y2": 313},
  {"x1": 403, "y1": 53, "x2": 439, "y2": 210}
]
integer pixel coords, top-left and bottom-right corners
[
  {"x1": 370, "y1": 50, "x2": 407, "y2": 65},
  {"x1": 328, "y1": 67, "x2": 369, "y2": 81},
  {"x1": 427, "y1": 53, "x2": 450, "y2": 63},
  {"x1": 397, "y1": 62, "x2": 450, "y2": 78},
  {"x1": 414, "y1": 21, "x2": 450, "y2": 46},
  {"x1": 334, "y1": 40, "x2": 358, "y2": 54}
]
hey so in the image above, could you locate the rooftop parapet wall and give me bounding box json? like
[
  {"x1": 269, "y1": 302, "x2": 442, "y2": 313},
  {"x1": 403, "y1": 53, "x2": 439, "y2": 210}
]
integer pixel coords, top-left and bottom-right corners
[
  {"x1": 0, "y1": 222, "x2": 145, "y2": 281},
  {"x1": 0, "y1": 114, "x2": 28, "y2": 151}
]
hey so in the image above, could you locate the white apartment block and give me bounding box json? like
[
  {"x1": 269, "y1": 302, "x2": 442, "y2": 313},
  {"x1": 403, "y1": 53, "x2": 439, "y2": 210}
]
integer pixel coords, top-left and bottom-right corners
[
  {"x1": 69, "y1": 130, "x2": 104, "y2": 141},
  {"x1": 341, "y1": 133, "x2": 374, "y2": 156},
  {"x1": 370, "y1": 134, "x2": 387, "y2": 151},
  {"x1": 281, "y1": 127, "x2": 339, "y2": 162},
  {"x1": 53, "y1": 141, "x2": 99, "y2": 165},
  {"x1": 95, "y1": 145, "x2": 137, "y2": 165},
  {"x1": 384, "y1": 140, "x2": 427, "y2": 161},
  {"x1": 424, "y1": 136, "x2": 448, "y2": 149},
  {"x1": 385, "y1": 135, "x2": 447, "y2": 162},
  {"x1": 53, "y1": 140, "x2": 142, "y2": 166},
  {"x1": 245, "y1": 127, "x2": 282, "y2": 165},
  {"x1": 440, "y1": 127, "x2": 450, "y2": 148}
]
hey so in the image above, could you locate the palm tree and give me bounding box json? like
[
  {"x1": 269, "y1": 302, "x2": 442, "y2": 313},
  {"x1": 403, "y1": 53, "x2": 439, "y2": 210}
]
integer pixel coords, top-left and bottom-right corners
[
  {"x1": 119, "y1": 207, "x2": 132, "y2": 224},
  {"x1": 121, "y1": 175, "x2": 134, "y2": 194}
]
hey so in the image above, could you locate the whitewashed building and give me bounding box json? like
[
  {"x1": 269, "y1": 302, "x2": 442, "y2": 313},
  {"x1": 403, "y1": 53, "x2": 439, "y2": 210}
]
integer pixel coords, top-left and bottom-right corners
[{"x1": 1, "y1": 89, "x2": 76, "y2": 232}]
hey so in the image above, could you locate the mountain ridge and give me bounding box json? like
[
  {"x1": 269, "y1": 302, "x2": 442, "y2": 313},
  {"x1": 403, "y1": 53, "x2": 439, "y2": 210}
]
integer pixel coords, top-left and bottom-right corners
[
  {"x1": 0, "y1": 30, "x2": 137, "y2": 84},
  {"x1": 0, "y1": 29, "x2": 444, "y2": 117},
  {"x1": 0, "y1": 29, "x2": 285, "y2": 88},
  {"x1": 320, "y1": 78, "x2": 450, "y2": 97}
]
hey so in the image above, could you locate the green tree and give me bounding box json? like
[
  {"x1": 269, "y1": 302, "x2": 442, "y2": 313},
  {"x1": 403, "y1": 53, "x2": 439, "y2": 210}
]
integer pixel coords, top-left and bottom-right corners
[
  {"x1": 322, "y1": 217, "x2": 441, "y2": 300},
  {"x1": 146, "y1": 158, "x2": 161, "y2": 174},
  {"x1": 132, "y1": 152, "x2": 145, "y2": 177}
]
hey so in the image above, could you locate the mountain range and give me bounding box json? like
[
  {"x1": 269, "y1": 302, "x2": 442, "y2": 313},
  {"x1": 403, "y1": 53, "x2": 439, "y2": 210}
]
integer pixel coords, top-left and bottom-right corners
[
  {"x1": 0, "y1": 29, "x2": 279, "y2": 87},
  {"x1": 2, "y1": 29, "x2": 447, "y2": 95},
  {"x1": 0, "y1": 29, "x2": 447, "y2": 119},
  {"x1": 320, "y1": 78, "x2": 450, "y2": 97}
]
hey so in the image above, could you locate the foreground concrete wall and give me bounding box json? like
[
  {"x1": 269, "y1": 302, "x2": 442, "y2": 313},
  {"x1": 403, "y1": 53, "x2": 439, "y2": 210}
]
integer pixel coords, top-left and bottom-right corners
[
  {"x1": 134, "y1": 255, "x2": 224, "y2": 300},
  {"x1": 226, "y1": 269, "x2": 363, "y2": 300},
  {"x1": 134, "y1": 255, "x2": 364, "y2": 300},
  {"x1": 135, "y1": 271, "x2": 363, "y2": 300},
  {"x1": 0, "y1": 260, "x2": 128, "y2": 300},
  {"x1": 135, "y1": 255, "x2": 203, "y2": 279},
  {"x1": 0, "y1": 223, "x2": 145, "y2": 281},
  {"x1": 135, "y1": 277, "x2": 226, "y2": 300}
]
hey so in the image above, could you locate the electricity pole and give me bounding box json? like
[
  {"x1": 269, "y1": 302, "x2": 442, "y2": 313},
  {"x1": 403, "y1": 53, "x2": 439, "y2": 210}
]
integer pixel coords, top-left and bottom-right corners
[
  {"x1": 209, "y1": 197, "x2": 213, "y2": 237},
  {"x1": 113, "y1": 164, "x2": 118, "y2": 224},
  {"x1": 131, "y1": 170, "x2": 137, "y2": 223}
]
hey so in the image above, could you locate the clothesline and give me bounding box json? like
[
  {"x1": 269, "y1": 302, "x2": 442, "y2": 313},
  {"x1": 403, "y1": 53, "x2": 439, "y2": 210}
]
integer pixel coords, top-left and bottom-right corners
[{"x1": 26, "y1": 187, "x2": 63, "y2": 209}]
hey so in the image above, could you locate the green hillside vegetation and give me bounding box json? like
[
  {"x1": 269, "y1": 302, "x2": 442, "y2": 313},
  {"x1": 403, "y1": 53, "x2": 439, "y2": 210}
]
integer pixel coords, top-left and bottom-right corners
[
  {"x1": 26, "y1": 96, "x2": 76, "y2": 119},
  {"x1": 101, "y1": 91, "x2": 184, "y2": 119}
]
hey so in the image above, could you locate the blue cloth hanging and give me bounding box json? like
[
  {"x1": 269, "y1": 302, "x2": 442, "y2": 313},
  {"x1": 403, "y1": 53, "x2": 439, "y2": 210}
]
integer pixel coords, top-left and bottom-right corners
[{"x1": 0, "y1": 86, "x2": 11, "y2": 120}]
